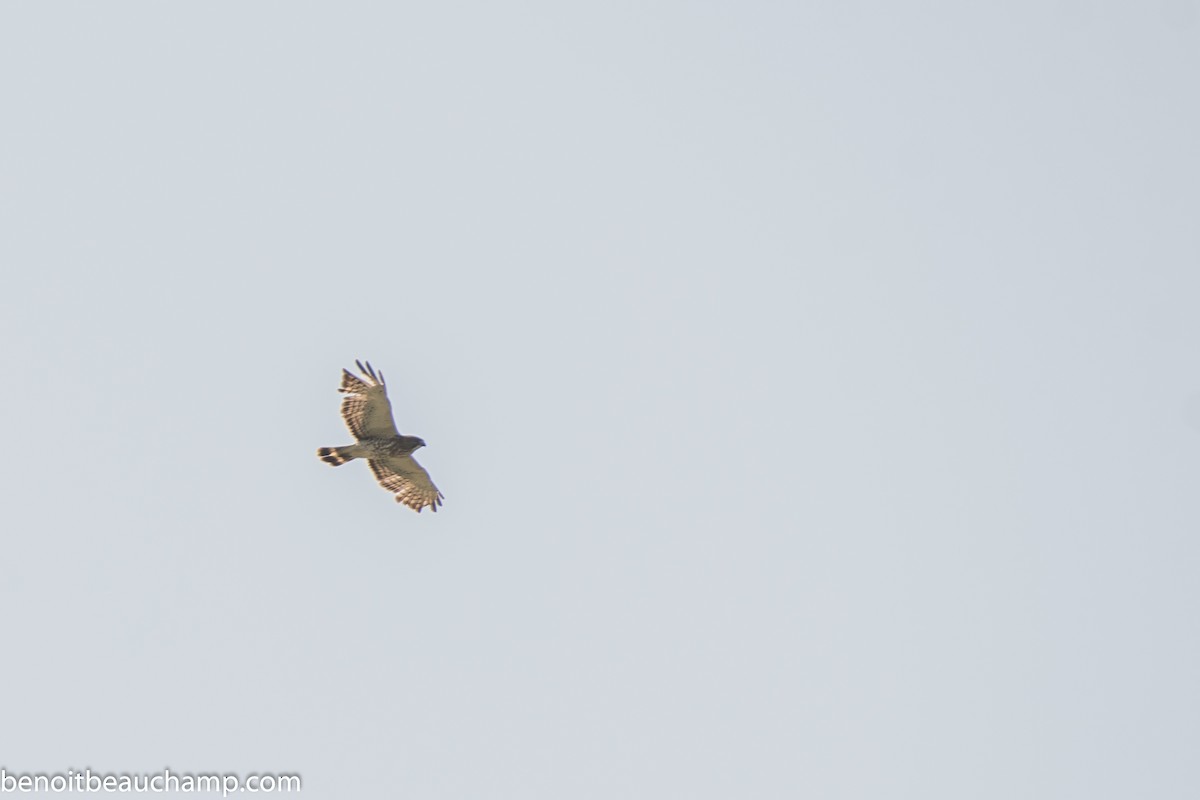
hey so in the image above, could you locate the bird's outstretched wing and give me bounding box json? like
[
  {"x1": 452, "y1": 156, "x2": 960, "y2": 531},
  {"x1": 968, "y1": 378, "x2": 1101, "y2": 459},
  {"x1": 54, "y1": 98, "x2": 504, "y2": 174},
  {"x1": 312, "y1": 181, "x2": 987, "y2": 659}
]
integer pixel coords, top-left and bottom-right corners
[
  {"x1": 339, "y1": 360, "x2": 400, "y2": 440},
  {"x1": 369, "y1": 455, "x2": 444, "y2": 513}
]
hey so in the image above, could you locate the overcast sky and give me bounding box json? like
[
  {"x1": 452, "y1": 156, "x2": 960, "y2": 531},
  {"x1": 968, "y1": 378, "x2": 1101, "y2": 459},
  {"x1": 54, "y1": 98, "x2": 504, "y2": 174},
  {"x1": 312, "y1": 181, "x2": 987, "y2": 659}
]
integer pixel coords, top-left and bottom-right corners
[{"x1": 2, "y1": 2, "x2": 1198, "y2": 798}]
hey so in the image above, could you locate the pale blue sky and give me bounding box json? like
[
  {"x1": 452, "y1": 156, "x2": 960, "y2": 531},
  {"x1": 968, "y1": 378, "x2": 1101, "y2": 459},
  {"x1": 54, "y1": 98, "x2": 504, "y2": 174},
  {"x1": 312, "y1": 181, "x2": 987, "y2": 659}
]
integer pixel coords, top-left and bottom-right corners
[{"x1": 1, "y1": 3, "x2": 1198, "y2": 798}]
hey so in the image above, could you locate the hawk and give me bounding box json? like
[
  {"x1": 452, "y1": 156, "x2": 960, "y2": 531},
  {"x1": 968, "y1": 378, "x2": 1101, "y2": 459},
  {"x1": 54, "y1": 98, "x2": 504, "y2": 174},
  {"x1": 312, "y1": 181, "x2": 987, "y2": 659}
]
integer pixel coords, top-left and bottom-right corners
[{"x1": 317, "y1": 360, "x2": 444, "y2": 513}]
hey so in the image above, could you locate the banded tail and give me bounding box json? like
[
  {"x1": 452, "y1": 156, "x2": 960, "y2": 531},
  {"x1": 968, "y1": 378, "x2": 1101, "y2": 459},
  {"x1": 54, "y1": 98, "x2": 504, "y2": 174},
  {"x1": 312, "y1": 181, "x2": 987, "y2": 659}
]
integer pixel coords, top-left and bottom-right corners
[{"x1": 317, "y1": 446, "x2": 358, "y2": 466}]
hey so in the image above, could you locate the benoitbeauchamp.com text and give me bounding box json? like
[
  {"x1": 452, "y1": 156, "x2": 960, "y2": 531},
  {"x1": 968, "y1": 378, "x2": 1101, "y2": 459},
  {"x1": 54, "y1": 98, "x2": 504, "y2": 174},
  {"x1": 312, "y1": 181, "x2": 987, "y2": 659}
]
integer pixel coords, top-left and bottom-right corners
[{"x1": 0, "y1": 769, "x2": 300, "y2": 796}]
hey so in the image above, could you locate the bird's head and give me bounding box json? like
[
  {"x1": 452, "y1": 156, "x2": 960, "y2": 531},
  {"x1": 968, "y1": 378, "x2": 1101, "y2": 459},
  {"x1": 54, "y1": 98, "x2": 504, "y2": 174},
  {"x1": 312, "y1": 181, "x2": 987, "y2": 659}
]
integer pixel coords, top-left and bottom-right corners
[{"x1": 414, "y1": 437, "x2": 427, "y2": 450}]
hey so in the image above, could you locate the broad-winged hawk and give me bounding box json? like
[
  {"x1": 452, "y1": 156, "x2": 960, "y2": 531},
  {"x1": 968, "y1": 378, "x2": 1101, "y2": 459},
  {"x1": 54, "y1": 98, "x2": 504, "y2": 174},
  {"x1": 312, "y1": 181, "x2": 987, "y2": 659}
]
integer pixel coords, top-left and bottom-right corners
[{"x1": 317, "y1": 360, "x2": 444, "y2": 513}]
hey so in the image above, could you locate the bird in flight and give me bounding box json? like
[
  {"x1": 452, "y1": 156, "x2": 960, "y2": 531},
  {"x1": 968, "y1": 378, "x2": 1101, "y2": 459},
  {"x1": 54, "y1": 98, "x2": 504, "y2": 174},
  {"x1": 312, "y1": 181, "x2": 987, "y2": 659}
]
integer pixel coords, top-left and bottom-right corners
[{"x1": 317, "y1": 360, "x2": 444, "y2": 512}]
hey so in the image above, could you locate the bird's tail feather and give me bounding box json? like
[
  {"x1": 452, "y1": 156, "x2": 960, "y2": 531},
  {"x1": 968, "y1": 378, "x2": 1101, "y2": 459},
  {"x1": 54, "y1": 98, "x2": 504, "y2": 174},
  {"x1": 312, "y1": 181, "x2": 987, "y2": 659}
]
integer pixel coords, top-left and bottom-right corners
[{"x1": 317, "y1": 447, "x2": 357, "y2": 466}]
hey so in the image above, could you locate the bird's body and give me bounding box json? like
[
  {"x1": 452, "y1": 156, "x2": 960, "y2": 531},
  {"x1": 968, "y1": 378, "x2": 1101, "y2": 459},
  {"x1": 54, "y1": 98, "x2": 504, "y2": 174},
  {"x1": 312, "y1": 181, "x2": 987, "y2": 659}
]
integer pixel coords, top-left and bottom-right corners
[
  {"x1": 318, "y1": 436, "x2": 425, "y2": 464},
  {"x1": 317, "y1": 360, "x2": 444, "y2": 513}
]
